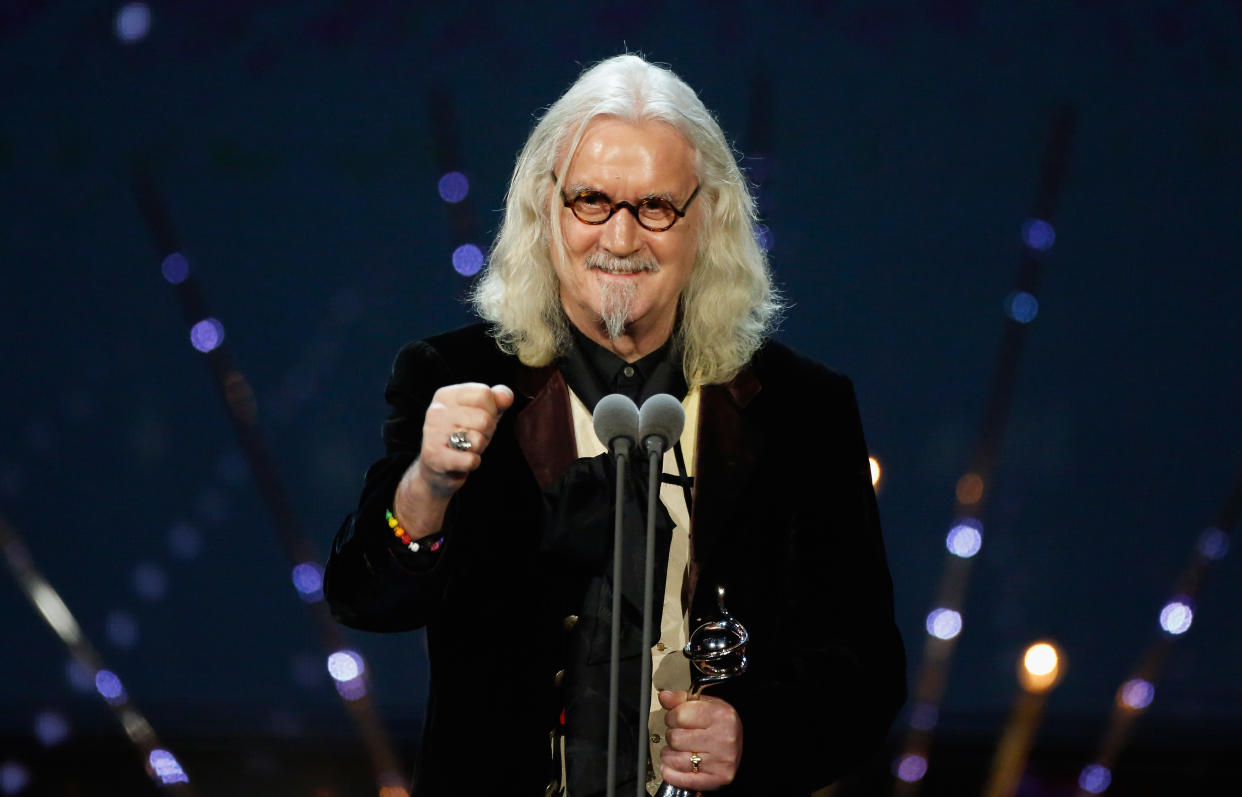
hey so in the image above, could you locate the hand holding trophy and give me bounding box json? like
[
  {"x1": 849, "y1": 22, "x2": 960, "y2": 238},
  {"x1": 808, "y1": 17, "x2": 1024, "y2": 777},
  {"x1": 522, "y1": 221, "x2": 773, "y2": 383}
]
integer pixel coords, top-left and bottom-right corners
[{"x1": 654, "y1": 586, "x2": 750, "y2": 797}]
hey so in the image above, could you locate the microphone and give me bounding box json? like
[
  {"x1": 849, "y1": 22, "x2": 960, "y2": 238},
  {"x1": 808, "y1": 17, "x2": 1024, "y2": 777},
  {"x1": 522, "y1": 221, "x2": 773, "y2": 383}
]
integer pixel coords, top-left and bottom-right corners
[
  {"x1": 593, "y1": 393, "x2": 640, "y2": 457},
  {"x1": 638, "y1": 393, "x2": 685, "y2": 456}
]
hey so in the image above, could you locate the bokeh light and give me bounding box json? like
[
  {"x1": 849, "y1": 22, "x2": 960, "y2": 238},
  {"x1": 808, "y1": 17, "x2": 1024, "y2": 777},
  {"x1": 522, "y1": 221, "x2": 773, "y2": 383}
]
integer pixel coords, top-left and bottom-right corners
[
  {"x1": 437, "y1": 171, "x2": 469, "y2": 203},
  {"x1": 955, "y1": 472, "x2": 984, "y2": 505},
  {"x1": 33, "y1": 710, "x2": 69, "y2": 747},
  {"x1": 1159, "y1": 599, "x2": 1194, "y2": 635},
  {"x1": 105, "y1": 610, "x2": 139, "y2": 649},
  {"x1": 869, "y1": 456, "x2": 881, "y2": 488},
  {"x1": 148, "y1": 749, "x2": 189, "y2": 785},
  {"x1": 1197, "y1": 527, "x2": 1229, "y2": 561},
  {"x1": 1024, "y1": 643, "x2": 1058, "y2": 676},
  {"x1": 160, "y1": 252, "x2": 189, "y2": 284},
  {"x1": 114, "y1": 2, "x2": 151, "y2": 44},
  {"x1": 94, "y1": 669, "x2": 124, "y2": 703},
  {"x1": 133, "y1": 563, "x2": 168, "y2": 601},
  {"x1": 291, "y1": 562, "x2": 325, "y2": 602},
  {"x1": 926, "y1": 608, "x2": 962, "y2": 640},
  {"x1": 1019, "y1": 641, "x2": 1063, "y2": 693},
  {"x1": 1078, "y1": 763, "x2": 1111, "y2": 794},
  {"x1": 451, "y1": 244, "x2": 484, "y2": 277},
  {"x1": 335, "y1": 676, "x2": 368, "y2": 701},
  {"x1": 946, "y1": 520, "x2": 983, "y2": 558},
  {"x1": 893, "y1": 753, "x2": 927, "y2": 783},
  {"x1": 0, "y1": 762, "x2": 29, "y2": 796},
  {"x1": 190, "y1": 318, "x2": 225, "y2": 353},
  {"x1": 1118, "y1": 678, "x2": 1155, "y2": 710},
  {"x1": 1006, "y1": 291, "x2": 1039, "y2": 323},
  {"x1": 327, "y1": 650, "x2": 364, "y2": 682},
  {"x1": 1022, "y1": 218, "x2": 1056, "y2": 251}
]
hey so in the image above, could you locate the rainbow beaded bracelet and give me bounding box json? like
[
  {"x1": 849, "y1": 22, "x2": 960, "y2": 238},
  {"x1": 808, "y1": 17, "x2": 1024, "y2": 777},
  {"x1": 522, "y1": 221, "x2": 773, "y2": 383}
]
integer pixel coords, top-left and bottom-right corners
[{"x1": 386, "y1": 509, "x2": 444, "y2": 554}]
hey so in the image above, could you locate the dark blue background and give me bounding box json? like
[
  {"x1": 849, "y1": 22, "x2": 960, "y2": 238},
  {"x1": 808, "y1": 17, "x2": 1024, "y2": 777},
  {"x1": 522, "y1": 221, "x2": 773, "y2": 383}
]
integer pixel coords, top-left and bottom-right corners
[{"x1": 1, "y1": 0, "x2": 1239, "y2": 789}]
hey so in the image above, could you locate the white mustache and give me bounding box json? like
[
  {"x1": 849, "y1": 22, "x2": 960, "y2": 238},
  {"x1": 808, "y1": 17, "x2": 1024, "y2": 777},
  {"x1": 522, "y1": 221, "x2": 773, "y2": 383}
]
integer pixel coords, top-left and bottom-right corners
[{"x1": 585, "y1": 253, "x2": 660, "y2": 274}]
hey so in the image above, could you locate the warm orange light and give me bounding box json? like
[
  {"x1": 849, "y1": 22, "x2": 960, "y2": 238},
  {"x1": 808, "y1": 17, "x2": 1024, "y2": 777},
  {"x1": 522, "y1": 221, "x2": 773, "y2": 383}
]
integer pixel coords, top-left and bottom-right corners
[
  {"x1": 869, "y1": 456, "x2": 882, "y2": 488},
  {"x1": 956, "y1": 472, "x2": 984, "y2": 505},
  {"x1": 1018, "y1": 641, "x2": 1064, "y2": 693},
  {"x1": 379, "y1": 787, "x2": 409, "y2": 797}
]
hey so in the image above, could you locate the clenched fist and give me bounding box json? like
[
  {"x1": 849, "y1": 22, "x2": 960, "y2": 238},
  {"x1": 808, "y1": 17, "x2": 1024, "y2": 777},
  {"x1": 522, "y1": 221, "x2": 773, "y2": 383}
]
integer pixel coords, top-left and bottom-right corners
[{"x1": 393, "y1": 382, "x2": 513, "y2": 538}]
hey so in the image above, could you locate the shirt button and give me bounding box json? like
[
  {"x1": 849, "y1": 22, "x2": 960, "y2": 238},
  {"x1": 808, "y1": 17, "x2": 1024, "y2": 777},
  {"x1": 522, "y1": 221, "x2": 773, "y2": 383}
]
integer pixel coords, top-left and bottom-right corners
[
  {"x1": 622, "y1": 366, "x2": 635, "y2": 378},
  {"x1": 655, "y1": 642, "x2": 666, "y2": 651},
  {"x1": 554, "y1": 669, "x2": 564, "y2": 687},
  {"x1": 563, "y1": 614, "x2": 579, "y2": 631},
  {"x1": 650, "y1": 734, "x2": 661, "y2": 744}
]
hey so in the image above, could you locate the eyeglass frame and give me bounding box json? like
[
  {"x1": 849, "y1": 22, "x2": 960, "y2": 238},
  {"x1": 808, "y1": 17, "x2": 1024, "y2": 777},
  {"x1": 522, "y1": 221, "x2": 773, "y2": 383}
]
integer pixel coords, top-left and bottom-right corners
[{"x1": 550, "y1": 171, "x2": 701, "y2": 232}]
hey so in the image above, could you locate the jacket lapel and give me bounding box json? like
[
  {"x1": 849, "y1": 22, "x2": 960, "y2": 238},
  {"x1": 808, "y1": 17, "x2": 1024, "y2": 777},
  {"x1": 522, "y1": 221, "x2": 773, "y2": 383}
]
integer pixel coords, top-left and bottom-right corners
[
  {"x1": 686, "y1": 365, "x2": 762, "y2": 607},
  {"x1": 515, "y1": 365, "x2": 579, "y2": 491}
]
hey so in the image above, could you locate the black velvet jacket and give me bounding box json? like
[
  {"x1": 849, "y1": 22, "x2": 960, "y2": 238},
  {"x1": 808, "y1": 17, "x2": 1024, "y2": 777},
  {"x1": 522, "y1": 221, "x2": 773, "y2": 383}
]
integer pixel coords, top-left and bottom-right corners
[{"x1": 325, "y1": 323, "x2": 906, "y2": 795}]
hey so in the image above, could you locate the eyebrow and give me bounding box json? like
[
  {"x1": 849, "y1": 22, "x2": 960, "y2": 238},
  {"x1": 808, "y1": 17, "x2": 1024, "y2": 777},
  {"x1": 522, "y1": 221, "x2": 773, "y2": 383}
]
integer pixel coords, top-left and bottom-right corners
[{"x1": 566, "y1": 183, "x2": 678, "y2": 202}]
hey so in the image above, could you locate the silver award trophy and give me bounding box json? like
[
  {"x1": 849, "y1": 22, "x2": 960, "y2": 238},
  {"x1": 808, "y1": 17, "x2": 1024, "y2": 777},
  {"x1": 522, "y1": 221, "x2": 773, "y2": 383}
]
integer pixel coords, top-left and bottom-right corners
[{"x1": 654, "y1": 586, "x2": 750, "y2": 797}]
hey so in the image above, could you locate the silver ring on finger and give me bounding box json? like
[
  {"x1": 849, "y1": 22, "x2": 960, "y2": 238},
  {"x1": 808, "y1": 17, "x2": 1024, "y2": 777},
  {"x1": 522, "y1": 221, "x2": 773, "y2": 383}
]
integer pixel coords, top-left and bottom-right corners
[{"x1": 448, "y1": 429, "x2": 473, "y2": 451}]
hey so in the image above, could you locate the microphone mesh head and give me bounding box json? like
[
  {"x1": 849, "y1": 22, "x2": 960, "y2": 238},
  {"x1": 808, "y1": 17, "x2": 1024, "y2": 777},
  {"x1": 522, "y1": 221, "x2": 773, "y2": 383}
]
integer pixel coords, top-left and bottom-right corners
[
  {"x1": 593, "y1": 393, "x2": 640, "y2": 451},
  {"x1": 639, "y1": 393, "x2": 685, "y2": 448}
]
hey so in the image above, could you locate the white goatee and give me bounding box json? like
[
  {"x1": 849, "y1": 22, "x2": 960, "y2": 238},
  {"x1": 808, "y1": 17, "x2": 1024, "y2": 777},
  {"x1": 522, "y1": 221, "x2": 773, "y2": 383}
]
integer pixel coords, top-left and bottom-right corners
[{"x1": 585, "y1": 253, "x2": 659, "y2": 340}]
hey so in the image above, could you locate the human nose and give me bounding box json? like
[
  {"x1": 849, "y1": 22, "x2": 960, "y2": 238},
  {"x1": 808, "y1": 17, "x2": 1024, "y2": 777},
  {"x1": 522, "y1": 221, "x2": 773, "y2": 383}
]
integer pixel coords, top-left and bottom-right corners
[{"x1": 600, "y1": 205, "x2": 643, "y2": 257}]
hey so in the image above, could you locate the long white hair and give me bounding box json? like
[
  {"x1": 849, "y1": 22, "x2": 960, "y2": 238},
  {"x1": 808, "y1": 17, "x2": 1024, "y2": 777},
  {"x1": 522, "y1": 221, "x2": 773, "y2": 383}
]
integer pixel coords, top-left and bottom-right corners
[{"x1": 471, "y1": 54, "x2": 781, "y2": 386}]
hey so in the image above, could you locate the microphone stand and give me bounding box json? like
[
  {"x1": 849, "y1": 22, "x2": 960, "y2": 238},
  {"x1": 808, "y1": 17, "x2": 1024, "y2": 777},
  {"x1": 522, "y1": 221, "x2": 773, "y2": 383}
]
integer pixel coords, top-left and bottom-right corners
[
  {"x1": 606, "y1": 436, "x2": 629, "y2": 797},
  {"x1": 636, "y1": 434, "x2": 664, "y2": 796}
]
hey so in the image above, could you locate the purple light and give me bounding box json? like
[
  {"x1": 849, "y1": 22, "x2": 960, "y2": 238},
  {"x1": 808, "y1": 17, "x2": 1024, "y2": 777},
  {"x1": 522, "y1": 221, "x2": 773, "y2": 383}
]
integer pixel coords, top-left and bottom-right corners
[
  {"x1": 1022, "y1": 218, "x2": 1056, "y2": 251},
  {"x1": 1197, "y1": 527, "x2": 1229, "y2": 561},
  {"x1": 946, "y1": 520, "x2": 983, "y2": 558},
  {"x1": 893, "y1": 753, "x2": 927, "y2": 783},
  {"x1": 909, "y1": 703, "x2": 938, "y2": 731},
  {"x1": 437, "y1": 171, "x2": 469, "y2": 203},
  {"x1": 133, "y1": 563, "x2": 168, "y2": 601},
  {"x1": 167, "y1": 521, "x2": 203, "y2": 560},
  {"x1": 105, "y1": 610, "x2": 139, "y2": 649},
  {"x1": 1006, "y1": 291, "x2": 1039, "y2": 323},
  {"x1": 1119, "y1": 678, "x2": 1155, "y2": 710},
  {"x1": 189, "y1": 318, "x2": 225, "y2": 353},
  {"x1": 452, "y1": 244, "x2": 484, "y2": 277},
  {"x1": 1078, "y1": 763, "x2": 1111, "y2": 793},
  {"x1": 754, "y1": 224, "x2": 774, "y2": 252},
  {"x1": 0, "y1": 762, "x2": 30, "y2": 796},
  {"x1": 1159, "y1": 599, "x2": 1193, "y2": 635},
  {"x1": 926, "y1": 608, "x2": 962, "y2": 640},
  {"x1": 327, "y1": 650, "x2": 364, "y2": 682},
  {"x1": 335, "y1": 676, "x2": 368, "y2": 701},
  {"x1": 94, "y1": 669, "x2": 124, "y2": 702},
  {"x1": 65, "y1": 659, "x2": 93, "y2": 693},
  {"x1": 291, "y1": 563, "x2": 324, "y2": 602},
  {"x1": 148, "y1": 750, "x2": 189, "y2": 785},
  {"x1": 33, "y1": 710, "x2": 70, "y2": 747},
  {"x1": 160, "y1": 253, "x2": 189, "y2": 284},
  {"x1": 114, "y1": 2, "x2": 151, "y2": 44}
]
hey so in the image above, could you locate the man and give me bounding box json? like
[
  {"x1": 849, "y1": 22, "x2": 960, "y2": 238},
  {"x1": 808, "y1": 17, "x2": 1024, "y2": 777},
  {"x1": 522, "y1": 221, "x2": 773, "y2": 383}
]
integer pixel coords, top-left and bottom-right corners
[{"x1": 325, "y1": 54, "x2": 905, "y2": 796}]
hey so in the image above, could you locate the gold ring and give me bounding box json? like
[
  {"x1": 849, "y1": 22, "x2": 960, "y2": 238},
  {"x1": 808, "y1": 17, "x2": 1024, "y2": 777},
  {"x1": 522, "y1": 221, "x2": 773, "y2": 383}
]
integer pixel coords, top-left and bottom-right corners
[{"x1": 689, "y1": 752, "x2": 702, "y2": 774}]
